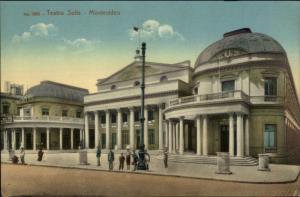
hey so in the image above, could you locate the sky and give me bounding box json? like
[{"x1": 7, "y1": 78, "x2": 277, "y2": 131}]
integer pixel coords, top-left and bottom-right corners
[{"x1": 1, "y1": 1, "x2": 300, "y2": 99}]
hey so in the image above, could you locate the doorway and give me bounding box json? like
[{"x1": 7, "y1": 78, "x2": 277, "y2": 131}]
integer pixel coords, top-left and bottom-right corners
[
  {"x1": 220, "y1": 125, "x2": 229, "y2": 152},
  {"x1": 26, "y1": 132, "x2": 33, "y2": 149}
]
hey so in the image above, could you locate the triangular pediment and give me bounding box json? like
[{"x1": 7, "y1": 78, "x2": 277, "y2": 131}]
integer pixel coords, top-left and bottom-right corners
[{"x1": 100, "y1": 61, "x2": 190, "y2": 85}]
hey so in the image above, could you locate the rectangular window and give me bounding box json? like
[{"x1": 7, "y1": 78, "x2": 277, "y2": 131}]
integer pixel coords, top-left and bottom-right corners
[
  {"x1": 101, "y1": 133, "x2": 106, "y2": 149},
  {"x1": 76, "y1": 111, "x2": 81, "y2": 118},
  {"x1": 42, "y1": 108, "x2": 49, "y2": 116},
  {"x1": 122, "y1": 130, "x2": 129, "y2": 148},
  {"x1": 101, "y1": 115, "x2": 106, "y2": 124},
  {"x1": 62, "y1": 110, "x2": 68, "y2": 117},
  {"x1": 264, "y1": 124, "x2": 277, "y2": 152},
  {"x1": 148, "y1": 110, "x2": 154, "y2": 121},
  {"x1": 134, "y1": 111, "x2": 140, "y2": 122},
  {"x1": 122, "y1": 112, "x2": 128, "y2": 123},
  {"x1": 24, "y1": 108, "x2": 31, "y2": 116},
  {"x1": 221, "y1": 80, "x2": 235, "y2": 92},
  {"x1": 149, "y1": 129, "x2": 155, "y2": 145},
  {"x1": 3, "y1": 105, "x2": 9, "y2": 115},
  {"x1": 112, "y1": 133, "x2": 117, "y2": 148},
  {"x1": 111, "y1": 113, "x2": 116, "y2": 123},
  {"x1": 264, "y1": 77, "x2": 277, "y2": 96}
]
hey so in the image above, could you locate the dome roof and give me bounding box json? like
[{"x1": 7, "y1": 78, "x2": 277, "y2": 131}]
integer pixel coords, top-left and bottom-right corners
[
  {"x1": 195, "y1": 28, "x2": 286, "y2": 67},
  {"x1": 25, "y1": 81, "x2": 89, "y2": 103}
]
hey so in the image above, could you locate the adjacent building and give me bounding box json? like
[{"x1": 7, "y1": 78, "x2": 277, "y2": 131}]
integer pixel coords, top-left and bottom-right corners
[{"x1": 1, "y1": 81, "x2": 88, "y2": 151}]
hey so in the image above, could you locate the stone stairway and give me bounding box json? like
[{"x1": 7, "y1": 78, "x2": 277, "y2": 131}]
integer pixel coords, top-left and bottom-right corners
[{"x1": 164, "y1": 154, "x2": 258, "y2": 166}]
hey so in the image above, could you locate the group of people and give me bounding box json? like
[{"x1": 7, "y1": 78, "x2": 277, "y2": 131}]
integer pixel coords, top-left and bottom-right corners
[
  {"x1": 96, "y1": 146, "x2": 152, "y2": 171},
  {"x1": 10, "y1": 146, "x2": 44, "y2": 165},
  {"x1": 10, "y1": 145, "x2": 169, "y2": 170}
]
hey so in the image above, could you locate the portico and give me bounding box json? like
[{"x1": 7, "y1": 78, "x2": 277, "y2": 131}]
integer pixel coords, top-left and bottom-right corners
[{"x1": 164, "y1": 113, "x2": 249, "y2": 157}]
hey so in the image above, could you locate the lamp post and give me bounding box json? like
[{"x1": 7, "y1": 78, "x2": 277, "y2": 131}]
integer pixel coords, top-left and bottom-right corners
[{"x1": 135, "y1": 42, "x2": 147, "y2": 170}]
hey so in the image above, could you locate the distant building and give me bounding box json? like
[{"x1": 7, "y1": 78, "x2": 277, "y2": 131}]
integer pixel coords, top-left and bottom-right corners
[
  {"x1": 4, "y1": 81, "x2": 24, "y2": 96},
  {"x1": 84, "y1": 28, "x2": 300, "y2": 164},
  {"x1": 1, "y1": 81, "x2": 88, "y2": 151}
]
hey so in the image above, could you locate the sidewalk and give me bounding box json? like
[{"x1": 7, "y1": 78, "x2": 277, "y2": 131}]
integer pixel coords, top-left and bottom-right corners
[{"x1": 1, "y1": 152, "x2": 299, "y2": 183}]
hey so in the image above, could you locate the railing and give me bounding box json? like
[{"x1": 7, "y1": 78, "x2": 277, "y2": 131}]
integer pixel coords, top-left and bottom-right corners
[
  {"x1": 169, "y1": 91, "x2": 285, "y2": 107},
  {"x1": 5, "y1": 116, "x2": 84, "y2": 124},
  {"x1": 250, "y1": 96, "x2": 284, "y2": 105},
  {"x1": 169, "y1": 90, "x2": 249, "y2": 107}
]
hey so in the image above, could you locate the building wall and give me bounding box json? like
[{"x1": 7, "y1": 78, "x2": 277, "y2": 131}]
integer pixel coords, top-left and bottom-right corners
[
  {"x1": 21, "y1": 101, "x2": 83, "y2": 118},
  {"x1": 249, "y1": 107, "x2": 286, "y2": 163}
]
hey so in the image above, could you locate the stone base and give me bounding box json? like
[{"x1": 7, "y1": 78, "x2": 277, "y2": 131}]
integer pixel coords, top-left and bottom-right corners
[
  {"x1": 215, "y1": 171, "x2": 232, "y2": 175},
  {"x1": 78, "y1": 149, "x2": 88, "y2": 165},
  {"x1": 258, "y1": 168, "x2": 271, "y2": 171}
]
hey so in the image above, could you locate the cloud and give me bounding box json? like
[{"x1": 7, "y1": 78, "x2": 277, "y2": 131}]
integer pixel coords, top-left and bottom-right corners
[
  {"x1": 129, "y1": 19, "x2": 184, "y2": 41},
  {"x1": 12, "y1": 23, "x2": 57, "y2": 44},
  {"x1": 57, "y1": 38, "x2": 101, "y2": 54}
]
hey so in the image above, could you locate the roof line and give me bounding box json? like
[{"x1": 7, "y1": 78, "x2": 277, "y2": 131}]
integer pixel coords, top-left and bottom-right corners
[{"x1": 40, "y1": 81, "x2": 89, "y2": 92}]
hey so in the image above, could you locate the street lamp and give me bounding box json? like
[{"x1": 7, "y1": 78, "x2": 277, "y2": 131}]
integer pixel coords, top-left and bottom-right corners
[{"x1": 134, "y1": 42, "x2": 147, "y2": 170}]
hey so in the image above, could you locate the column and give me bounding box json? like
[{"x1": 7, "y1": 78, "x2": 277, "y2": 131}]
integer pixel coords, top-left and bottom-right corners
[
  {"x1": 59, "y1": 128, "x2": 63, "y2": 150},
  {"x1": 158, "y1": 104, "x2": 163, "y2": 150},
  {"x1": 3, "y1": 130, "x2": 7, "y2": 150},
  {"x1": 129, "y1": 108, "x2": 135, "y2": 149},
  {"x1": 176, "y1": 123, "x2": 179, "y2": 151},
  {"x1": 172, "y1": 123, "x2": 176, "y2": 153},
  {"x1": 196, "y1": 115, "x2": 202, "y2": 155},
  {"x1": 144, "y1": 107, "x2": 148, "y2": 150},
  {"x1": 229, "y1": 113, "x2": 234, "y2": 157},
  {"x1": 84, "y1": 113, "x2": 89, "y2": 149},
  {"x1": 165, "y1": 120, "x2": 169, "y2": 148},
  {"x1": 245, "y1": 115, "x2": 250, "y2": 156},
  {"x1": 70, "y1": 128, "x2": 74, "y2": 149},
  {"x1": 117, "y1": 109, "x2": 122, "y2": 149},
  {"x1": 80, "y1": 129, "x2": 83, "y2": 142},
  {"x1": 203, "y1": 115, "x2": 208, "y2": 156},
  {"x1": 168, "y1": 120, "x2": 173, "y2": 153},
  {"x1": 105, "y1": 110, "x2": 111, "y2": 149},
  {"x1": 94, "y1": 111, "x2": 99, "y2": 148},
  {"x1": 237, "y1": 113, "x2": 244, "y2": 157},
  {"x1": 21, "y1": 128, "x2": 25, "y2": 148},
  {"x1": 179, "y1": 117, "x2": 184, "y2": 154},
  {"x1": 47, "y1": 128, "x2": 50, "y2": 150},
  {"x1": 33, "y1": 128, "x2": 36, "y2": 150},
  {"x1": 12, "y1": 129, "x2": 16, "y2": 150}
]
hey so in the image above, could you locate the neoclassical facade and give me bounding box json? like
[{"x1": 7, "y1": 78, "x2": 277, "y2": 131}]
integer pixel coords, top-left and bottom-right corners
[
  {"x1": 1, "y1": 81, "x2": 88, "y2": 151},
  {"x1": 84, "y1": 28, "x2": 300, "y2": 164}
]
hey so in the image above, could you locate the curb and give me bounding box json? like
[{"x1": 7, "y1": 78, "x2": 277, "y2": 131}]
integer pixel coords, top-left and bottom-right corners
[{"x1": 2, "y1": 161, "x2": 299, "y2": 184}]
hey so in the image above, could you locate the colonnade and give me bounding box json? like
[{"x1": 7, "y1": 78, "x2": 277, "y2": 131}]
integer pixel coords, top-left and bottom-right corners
[
  {"x1": 2, "y1": 127, "x2": 84, "y2": 151},
  {"x1": 84, "y1": 104, "x2": 164, "y2": 150}
]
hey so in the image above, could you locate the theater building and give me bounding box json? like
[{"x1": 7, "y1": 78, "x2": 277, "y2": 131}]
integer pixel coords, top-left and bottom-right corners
[
  {"x1": 1, "y1": 81, "x2": 88, "y2": 151},
  {"x1": 84, "y1": 28, "x2": 300, "y2": 164}
]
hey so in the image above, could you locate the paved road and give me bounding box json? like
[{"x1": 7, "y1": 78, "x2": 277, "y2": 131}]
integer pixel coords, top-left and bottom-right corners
[{"x1": 1, "y1": 164, "x2": 300, "y2": 197}]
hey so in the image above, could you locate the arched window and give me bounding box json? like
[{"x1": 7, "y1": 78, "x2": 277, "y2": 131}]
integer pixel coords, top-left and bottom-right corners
[
  {"x1": 111, "y1": 85, "x2": 116, "y2": 90},
  {"x1": 160, "y1": 76, "x2": 168, "y2": 82},
  {"x1": 134, "y1": 81, "x2": 140, "y2": 86}
]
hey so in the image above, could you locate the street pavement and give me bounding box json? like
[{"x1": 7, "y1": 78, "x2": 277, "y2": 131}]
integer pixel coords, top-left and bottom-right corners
[
  {"x1": 1, "y1": 164, "x2": 300, "y2": 197},
  {"x1": 1, "y1": 151, "x2": 299, "y2": 183}
]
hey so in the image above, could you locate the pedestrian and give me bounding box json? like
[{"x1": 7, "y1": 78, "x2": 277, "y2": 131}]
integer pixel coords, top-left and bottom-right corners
[
  {"x1": 145, "y1": 150, "x2": 150, "y2": 170},
  {"x1": 119, "y1": 153, "x2": 125, "y2": 171},
  {"x1": 126, "y1": 149, "x2": 131, "y2": 171},
  {"x1": 19, "y1": 147, "x2": 25, "y2": 165},
  {"x1": 108, "y1": 149, "x2": 115, "y2": 171},
  {"x1": 96, "y1": 145, "x2": 101, "y2": 166},
  {"x1": 132, "y1": 150, "x2": 138, "y2": 171},
  {"x1": 37, "y1": 148, "x2": 44, "y2": 161},
  {"x1": 163, "y1": 147, "x2": 168, "y2": 168}
]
